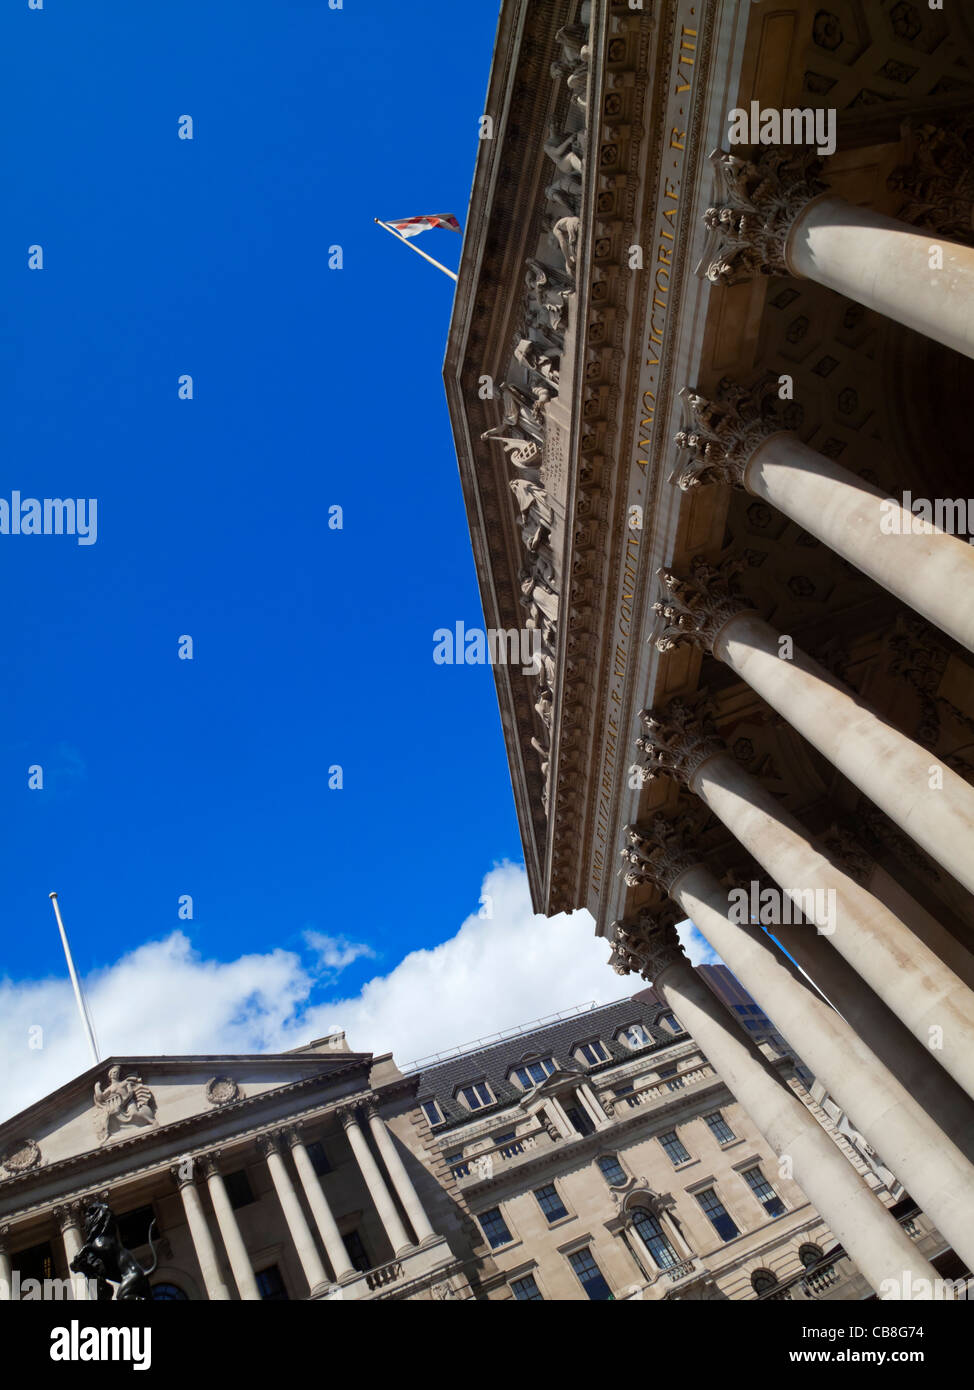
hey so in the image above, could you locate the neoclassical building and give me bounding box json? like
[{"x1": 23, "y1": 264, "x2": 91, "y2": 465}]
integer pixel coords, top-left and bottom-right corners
[
  {"x1": 0, "y1": 1035, "x2": 468, "y2": 1301},
  {"x1": 1, "y1": 987, "x2": 946, "y2": 1302},
  {"x1": 444, "y1": 0, "x2": 974, "y2": 1298}
]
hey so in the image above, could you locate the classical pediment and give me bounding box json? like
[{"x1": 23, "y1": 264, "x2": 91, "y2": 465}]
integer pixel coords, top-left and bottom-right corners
[{"x1": 0, "y1": 1049, "x2": 371, "y2": 1183}]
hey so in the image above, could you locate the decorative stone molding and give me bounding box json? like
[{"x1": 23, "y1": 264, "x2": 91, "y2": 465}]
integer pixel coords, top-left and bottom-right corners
[
  {"x1": 621, "y1": 815, "x2": 702, "y2": 893},
  {"x1": 205, "y1": 1076, "x2": 240, "y2": 1107},
  {"x1": 671, "y1": 380, "x2": 783, "y2": 491},
  {"x1": 53, "y1": 1201, "x2": 84, "y2": 1233},
  {"x1": 610, "y1": 917, "x2": 685, "y2": 983},
  {"x1": 698, "y1": 148, "x2": 828, "y2": 287},
  {"x1": 335, "y1": 1102, "x2": 361, "y2": 1129},
  {"x1": 199, "y1": 1151, "x2": 223, "y2": 1178},
  {"x1": 1, "y1": 1138, "x2": 41, "y2": 1176},
  {"x1": 0, "y1": 1223, "x2": 9, "y2": 1253},
  {"x1": 635, "y1": 694, "x2": 726, "y2": 788},
  {"x1": 652, "y1": 557, "x2": 753, "y2": 654},
  {"x1": 168, "y1": 1161, "x2": 197, "y2": 1190}
]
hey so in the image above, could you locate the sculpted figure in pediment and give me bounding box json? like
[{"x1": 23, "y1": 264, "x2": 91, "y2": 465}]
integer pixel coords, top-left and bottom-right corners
[{"x1": 93, "y1": 1066, "x2": 157, "y2": 1144}]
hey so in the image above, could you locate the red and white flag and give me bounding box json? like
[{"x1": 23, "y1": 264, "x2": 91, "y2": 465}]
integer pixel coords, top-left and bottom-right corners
[{"x1": 385, "y1": 213, "x2": 461, "y2": 238}]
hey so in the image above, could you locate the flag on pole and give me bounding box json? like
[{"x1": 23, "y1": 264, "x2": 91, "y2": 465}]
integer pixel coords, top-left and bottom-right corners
[{"x1": 384, "y1": 214, "x2": 461, "y2": 238}]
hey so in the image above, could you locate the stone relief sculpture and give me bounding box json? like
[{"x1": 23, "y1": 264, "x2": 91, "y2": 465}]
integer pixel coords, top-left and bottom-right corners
[
  {"x1": 93, "y1": 1067, "x2": 157, "y2": 1144},
  {"x1": 478, "y1": 8, "x2": 592, "y2": 817}
]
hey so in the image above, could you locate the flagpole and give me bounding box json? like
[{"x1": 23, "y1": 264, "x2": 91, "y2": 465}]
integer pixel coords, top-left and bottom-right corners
[
  {"x1": 374, "y1": 219, "x2": 458, "y2": 282},
  {"x1": 49, "y1": 892, "x2": 100, "y2": 1066}
]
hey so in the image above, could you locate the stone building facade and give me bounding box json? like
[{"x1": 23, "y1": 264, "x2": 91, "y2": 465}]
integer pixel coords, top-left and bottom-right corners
[
  {"x1": 0, "y1": 989, "x2": 944, "y2": 1302},
  {"x1": 444, "y1": 0, "x2": 974, "y2": 1298}
]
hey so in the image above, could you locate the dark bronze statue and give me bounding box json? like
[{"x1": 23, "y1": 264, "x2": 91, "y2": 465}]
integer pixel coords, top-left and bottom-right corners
[{"x1": 69, "y1": 1199, "x2": 159, "y2": 1300}]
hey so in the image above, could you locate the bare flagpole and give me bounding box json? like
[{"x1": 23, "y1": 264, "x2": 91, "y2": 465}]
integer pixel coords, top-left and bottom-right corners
[
  {"x1": 49, "y1": 892, "x2": 100, "y2": 1066},
  {"x1": 374, "y1": 219, "x2": 459, "y2": 282}
]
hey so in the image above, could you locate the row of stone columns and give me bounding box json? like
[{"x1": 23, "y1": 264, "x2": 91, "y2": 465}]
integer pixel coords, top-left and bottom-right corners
[
  {"x1": 610, "y1": 916, "x2": 945, "y2": 1296},
  {"x1": 0, "y1": 1096, "x2": 438, "y2": 1302},
  {"x1": 169, "y1": 1101, "x2": 437, "y2": 1298}
]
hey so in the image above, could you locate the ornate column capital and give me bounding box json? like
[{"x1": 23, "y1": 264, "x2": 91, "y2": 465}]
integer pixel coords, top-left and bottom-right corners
[
  {"x1": 698, "y1": 147, "x2": 828, "y2": 286},
  {"x1": 621, "y1": 815, "x2": 702, "y2": 894},
  {"x1": 0, "y1": 1222, "x2": 9, "y2": 1253},
  {"x1": 335, "y1": 1102, "x2": 361, "y2": 1130},
  {"x1": 52, "y1": 1202, "x2": 84, "y2": 1233},
  {"x1": 169, "y1": 1160, "x2": 198, "y2": 1190},
  {"x1": 635, "y1": 695, "x2": 725, "y2": 789},
  {"x1": 888, "y1": 118, "x2": 974, "y2": 246},
  {"x1": 255, "y1": 1132, "x2": 284, "y2": 1159},
  {"x1": 653, "y1": 558, "x2": 753, "y2": 654},
  {"x1": 281, "y1": 1125, "x2": 304, "y2": 1150},
  {"x1": 609, "y1": 912, "x2": 685, "y2": 984},
  {"x1": 361, "y1": 1097, "x2": 380, "y2": 1121},
  {"x1": 671, "y1": 381, "x2": 782, "y2": 491}
]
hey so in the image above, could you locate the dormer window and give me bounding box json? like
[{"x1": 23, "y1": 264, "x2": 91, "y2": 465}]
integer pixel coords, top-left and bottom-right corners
[
  {"x1": 511, "y1": 1057, "x2": 555, "y2": 1088},
  {"x1": 420, "y1": 1099, "x2": 445, "y2": 1127},
  {"x1": 458, "y1": 1081, "x2": 494, "y2": 1111},
  {"x1": 576, "y1": 1039, "x2": 610, "y2": 1066},
  {"x1": 619, "y1": 1023, "x2": 651, "y2": 1049},
  {"x1": 659, "y1": 1012, "x2": 680, "y2": 1032}
]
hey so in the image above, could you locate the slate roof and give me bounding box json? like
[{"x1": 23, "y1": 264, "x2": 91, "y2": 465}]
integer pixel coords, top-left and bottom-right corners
[{"x1": 413, "y1": 994, "x2": 686, "y2": 1131}]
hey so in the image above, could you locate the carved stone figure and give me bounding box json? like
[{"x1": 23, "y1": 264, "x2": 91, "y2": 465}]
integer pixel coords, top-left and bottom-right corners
[
  {"x1": 515, "y1": 338, "x2": 560, "y2": 385},
  {"x1": 546, "y1": 214, "x2": 581, "y2": 277},
  {"x1": 70, "y1": 1200, "x2": 159, "y2": 1301},
  {"x1": 525, "y1": 258, "x2": 572, "y2": 333},
  {"x1": 93, "y1": 1067, "x2": 157, "y2": 1144},
  {"x1": 510, "y1": 477, "x2": 554, "y2": 529},
  {"x1": 545, "y1": 121, "x2": 584, "y2": 176}
]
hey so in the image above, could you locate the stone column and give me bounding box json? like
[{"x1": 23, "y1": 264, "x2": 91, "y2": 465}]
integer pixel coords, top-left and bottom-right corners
[
  {"x1": 544, "y1": 1095, "x2": 575, "y2": 1138},
  {"x1": 653, "y1": 559, "x2": 974, "y2": 897},
  {"x1": 612, "y1": 915, "x2": 941, "y2": 1297},
  {"x1": 671, "y1": 385, "x2": 974, "y2": 656},
  {"x1": 700, "y1": 146, "x2": 974, "y2": 361},
  {"x1": 338, "y1": 1101, "x2": 412, "y2": 1257},
  {"x1": 170, "y1": 1163, "x2": 232, "y2": 1301},
  {"x1": 55, "y1": 1203, "x2": 91, "y2": 1301},
  {"x1": 285, "y1": 1127, "x2": 357, "y2": 1282},
  {"x1": 256, "y1": 1133, "x2": 330, "y2": 1296},
  {"x1": 635, "y1": 698, "x2": 974, "y2": 1104},
  {"x1": 0, "y1": 1225, "x2": 11, "y2": 1301},
  {"x1": 620, "y1": 820, "x2": 974, "y2": 1272},
  {"x1": 363, "y1": 1101, "x2": 437, "y2": 1247},
  {"x1": 200, "y1": 1154, "x2": 261, "y2": 1301},
  {"x1": 577, "y1": 1082, "x2": 610, "y2": 1129}
]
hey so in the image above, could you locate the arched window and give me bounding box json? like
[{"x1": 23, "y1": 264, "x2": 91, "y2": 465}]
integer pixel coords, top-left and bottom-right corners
[
  {"x1": 750, "y1": 1268, "x2": 778, "y2": 1297},
  {"x1": 151, "y1": 1282, "x2": 189, "y2": 1300},
  {"x1": 799, "y1": 1243, "x2": 823, "y2": 1269},
  {"x1": 631, "y1": 1208, "x2": 680, "y2": 1271}
]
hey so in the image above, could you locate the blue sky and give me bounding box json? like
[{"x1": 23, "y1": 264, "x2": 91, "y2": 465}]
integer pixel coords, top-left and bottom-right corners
[{"x1": 0, "y1": 2, "x2": 717, "y2": 1120}]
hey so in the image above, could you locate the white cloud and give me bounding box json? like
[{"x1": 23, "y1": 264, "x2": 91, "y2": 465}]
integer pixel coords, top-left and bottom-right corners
[
  {"x1": 0, "y1": 863, "x2": 634, "y2": 1124},
  {"x1": 678, "y1": 920, "x2": 722, "y2": 967}
]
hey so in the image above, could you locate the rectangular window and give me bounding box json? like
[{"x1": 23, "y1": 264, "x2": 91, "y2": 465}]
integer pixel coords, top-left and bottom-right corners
[
  {"x1": 658, "y1": 1130, "x2": 691, "y2": 1165},
  {"x1": 496, "y1": 1131, "x2": 524, "y2": 1158},
  {"x1": 459, "y1": 1082, "x2": 493, "y2": 1110},
  {"x1": 343, "y1": 1229, "x2": 371, "y2": 1273},
  {"x1": 446, "y1": 1151, "x2": 470, "y2": 1179},
  {"x1": 658, "y1": 1065, "x2": 684, "y2": 1093},
  {"x1": 743, "y1": 1166, "x2": 786, "y2": 1218},
  {"x1": 224, "y1": 1170, "x2": 255, "y2": 1209},
  {"x1": 510, "y1": 1273, "x2": 543, "y2": 1301},
  {"x1": 597, "y1": 1153, "x2": 626, "y2": 1186},
  {"x1": 306, "y1": 1140, "x2": 331, "y2": 1176},
  {"x1": 513, "y1": 1058, "x2": 555, "y2": 1087},
  {"x1": 479, "y1": 1207, "x2": 513, "y2": 1249},
  {"x1": 256, "y1": 1265, "x2": 289, "y2": 1300},
  {"x1": 621, "y1": 1023, "x2": 650, "y2": 1048},
  {"x1": 632, "y1": 1210, "x2": 680, "y2": 1271},
  {"x1": 566, "y1": 1105, "x2": 595, "y2": 1137},
  {"x1": 116, "y1": 1205, "x2": 156, "y2": 1251},
  {"x1": 695, "y1": 1187, "x2": 740, "y2": 1242},
  {"x1": 534, "y1": 1183, "x2": 568, "y2": 1223},
  {"x1": 704, "y1": 1111, "x2": 735, "y2": 1143},
  {"x1": 578, "y1": 1040, "x2": 610, "y2": 1066},
  {"x1": 568, "y1": 1247, "x2": 612, "y2": 1301},
  {"x1": 421, "y1": 1099, "x2": 444, "y2": 1127}
]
